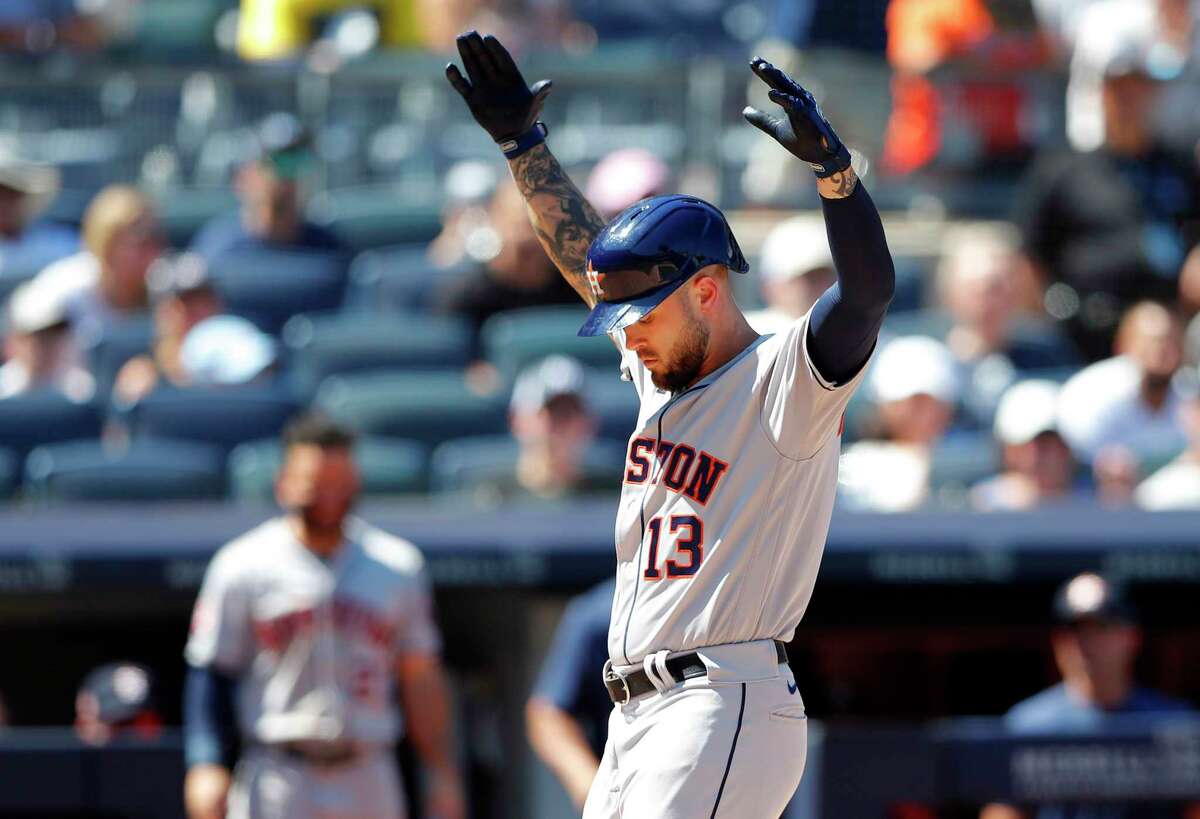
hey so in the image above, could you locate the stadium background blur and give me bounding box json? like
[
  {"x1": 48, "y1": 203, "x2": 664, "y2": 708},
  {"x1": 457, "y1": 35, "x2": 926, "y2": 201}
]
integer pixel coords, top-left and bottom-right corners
[{"x1": 0, "y1": 0, "x2": 1199, "y2": 817}]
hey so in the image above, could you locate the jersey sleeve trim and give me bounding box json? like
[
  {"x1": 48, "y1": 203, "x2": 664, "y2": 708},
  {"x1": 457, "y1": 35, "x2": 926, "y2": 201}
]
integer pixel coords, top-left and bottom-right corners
[{"x1": 800, "y1": 316, "x2": 839, "y2": 391}]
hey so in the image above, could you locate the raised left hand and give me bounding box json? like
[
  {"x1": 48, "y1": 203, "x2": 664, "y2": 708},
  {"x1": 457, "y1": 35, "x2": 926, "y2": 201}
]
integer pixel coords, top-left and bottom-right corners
[{"x1": 743, "y1": 58, "x2": 852, "y2": 178}]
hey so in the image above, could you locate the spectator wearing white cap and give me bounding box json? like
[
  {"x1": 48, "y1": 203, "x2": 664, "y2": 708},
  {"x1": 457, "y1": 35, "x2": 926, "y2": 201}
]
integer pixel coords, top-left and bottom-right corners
[
  {"x1": 838, "y1": 336, "x2": 960, "y2": 511},
  {"x1": 0, "y1": 278, "x2": 93, "y2": 401},
  {"x1": 113, "y1": 253, "x2": 225, "y2": 405},
  {"x1": 0, "y1": 155, "x2": 78, "y2": 279},
  {"x1": 178, "y1": 315, "x2": 277, "y2": 389},
  {"x1": 1056, "y1": 301, "x2": 1188, "y2": 467},
  {"x1": 504, "y1": 354, "x2": 603, "y2": 501},
  {"x1": 971, "y1": 380, "x2": 1080, "y2": 511},
  {"x1": 745, "y1": 216, "x2": 836, "y2": 337},
  {"x1": 1135, "y1": 366, "x2": 1200, "y2": 510},
  {"x1": 583, "y1": 148, "x2": 671, "y2": 221}
]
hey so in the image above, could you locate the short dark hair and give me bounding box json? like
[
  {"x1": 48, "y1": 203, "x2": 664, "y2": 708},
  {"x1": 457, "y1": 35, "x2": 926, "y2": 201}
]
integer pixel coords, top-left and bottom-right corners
[{"x1": 282, "y1": 412, "x2": 356, "y2": 451}]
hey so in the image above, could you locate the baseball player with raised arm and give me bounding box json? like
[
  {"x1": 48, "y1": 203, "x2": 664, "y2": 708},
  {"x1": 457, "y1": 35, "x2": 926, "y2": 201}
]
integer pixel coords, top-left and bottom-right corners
[
  {"x1": 182, "y1": 413, "x2": 465, "y2": 819},
  {"x1": 447, "y1": 32, "x2": 896, "y2": 818}
]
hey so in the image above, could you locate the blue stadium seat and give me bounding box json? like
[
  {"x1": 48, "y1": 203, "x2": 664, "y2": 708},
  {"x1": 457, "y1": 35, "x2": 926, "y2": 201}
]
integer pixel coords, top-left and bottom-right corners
[
  {"x1": 579, "y1": 370, "x2": 641, "y2": 442},
  {"x1": 315, "y1": 370, "x2": 507, "y2": 446},
  {"x1": 122, "y1": 385, "x2": 301, "y2": 451},
  {"x1": 282, "y1": 312, "x2": 472, "y2": 398},
  {"x1": 24, "y1": 439, "x2": 226, "y2": 502},
  {"x1": 0, "y1": 393, "x2": 103, "y2": 462},
  {"x1": 87, "y1": 316, "x2": 155, "y2": 396},
  {"x1": 929, "y1": 433, "x2": 1000, "y2": 496},
  {"x1": 481, "y1": 307, "x2": 619, "y2": 380},
  {"x1": 0, "y1": 448, "x2": 18, "y2": 498},
  {"x1": 306, "y1": 189, "x2": 443, "y2": 251},
  {"x1": 344, "y1": 244, "x2": 468, "y2": 312},
  {"x1": 228, "y1": 435, "x2": 429, "y2": 501},
  {"x1": 429, "y1": 434, "x2": 627, "y2": 493},
  {"x1": 209, "y1": 249, "x2": 350, "y2": 335}
]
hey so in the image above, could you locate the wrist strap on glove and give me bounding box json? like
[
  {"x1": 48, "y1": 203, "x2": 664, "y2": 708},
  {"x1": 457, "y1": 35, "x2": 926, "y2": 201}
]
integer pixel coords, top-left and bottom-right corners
[
  {"x1": 499, "y1": 121, "x2": 548, "y2": 159},
  {"x1": 808, "y1": 143, "x2": 852, "y2": 178}
]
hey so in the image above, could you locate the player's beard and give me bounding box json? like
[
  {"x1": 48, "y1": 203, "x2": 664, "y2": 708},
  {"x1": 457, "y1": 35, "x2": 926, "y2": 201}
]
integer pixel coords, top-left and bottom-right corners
[{"x1": 652, "y1": 305, "x2": 711, "y2": 392}]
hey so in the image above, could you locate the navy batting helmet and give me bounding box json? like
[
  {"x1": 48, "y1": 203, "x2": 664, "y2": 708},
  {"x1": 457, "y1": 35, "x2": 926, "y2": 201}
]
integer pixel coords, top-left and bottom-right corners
[{"x1": 577, "y1": 195, "x2": 748, "y2": 337}]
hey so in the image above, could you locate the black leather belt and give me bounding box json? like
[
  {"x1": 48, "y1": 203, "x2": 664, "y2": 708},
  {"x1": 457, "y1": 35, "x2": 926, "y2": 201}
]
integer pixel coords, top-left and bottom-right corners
[
  {"x1": 270, "y1": 741, "x2": 363, "y2": 768},
  {"x1": 604, "y1": 641, "x2": 789, "y2": 705}
]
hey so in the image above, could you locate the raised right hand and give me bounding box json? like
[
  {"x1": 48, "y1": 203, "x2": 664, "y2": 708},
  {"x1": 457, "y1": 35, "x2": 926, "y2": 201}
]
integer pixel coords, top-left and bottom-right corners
[{"x1": 444, "y1": 31, "x2": 552, "y2": 144}]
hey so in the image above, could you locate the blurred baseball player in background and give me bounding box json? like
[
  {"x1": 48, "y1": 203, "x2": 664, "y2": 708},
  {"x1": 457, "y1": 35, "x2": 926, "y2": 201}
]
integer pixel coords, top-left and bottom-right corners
[
  {"x1": 182, "y1": 412, "x2": 464, "y2": 819},
  {"x1": 448, "y1": 31, "x2": 895, "y2": 817}
]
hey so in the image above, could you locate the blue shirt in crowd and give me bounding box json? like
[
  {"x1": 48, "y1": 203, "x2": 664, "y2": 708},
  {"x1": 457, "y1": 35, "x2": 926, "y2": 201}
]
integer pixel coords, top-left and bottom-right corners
[
  {"x1": 532, "y1": 578, "x2": 615, "y2": 759},
  {"x1": 189, "y1": 212, "x2": 345, "y2": 262},
  {"x1": 1005, "y1": 683, "x2": 1196, "y2": 819}
]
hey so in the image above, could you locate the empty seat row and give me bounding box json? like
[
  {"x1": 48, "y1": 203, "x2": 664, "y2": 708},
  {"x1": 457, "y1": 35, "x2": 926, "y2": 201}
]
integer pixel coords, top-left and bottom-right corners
[{"x1": 5, "y1": 433, "x2": 629, "y2": 503}]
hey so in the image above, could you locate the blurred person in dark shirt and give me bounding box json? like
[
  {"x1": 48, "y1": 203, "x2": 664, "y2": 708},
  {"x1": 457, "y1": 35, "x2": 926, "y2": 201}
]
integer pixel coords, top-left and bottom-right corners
[
  {"x1": 1014, "y1": 8, "x2": 1200, "y2": 360},
  {"x1": 981, "y1": 572, "x2": 1198, "y2": 819},
  {"x1": 0, "y1": 278, "x2": 94, "y2": 401},
  {"x1": 190, "y1": 113, "x2": 345, "y2": 263},
  {"x1": 434, "y1": 179, "x2": 577, "y2": 359},
  {"x1": 527, "y1": 578, "x2": 615, "y2": 810},
  {"x1": 112, "y1": 253, "x2": 225, "y2": 406},
  {"x1": 75, "y1": 662, "x2": 163, "y2": 747},
  {"x1": 971, "y1": 379, "x2": 1082, "y2": 510},
  {"x1": 0, "y1": 155, "x2": 77, "y2": 278}
]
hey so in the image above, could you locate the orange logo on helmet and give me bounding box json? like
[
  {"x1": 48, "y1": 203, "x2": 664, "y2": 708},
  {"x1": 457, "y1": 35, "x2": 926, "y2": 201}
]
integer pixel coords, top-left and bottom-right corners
[{"x1": 585, "y1": 262, "x2": 606, "y2": 300}]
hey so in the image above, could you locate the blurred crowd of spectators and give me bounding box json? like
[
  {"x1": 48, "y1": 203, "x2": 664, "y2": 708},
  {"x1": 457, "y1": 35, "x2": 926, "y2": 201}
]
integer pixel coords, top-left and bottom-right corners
[{"x1": 0, "y1": 0, "x2": 1196, "y2": 516}]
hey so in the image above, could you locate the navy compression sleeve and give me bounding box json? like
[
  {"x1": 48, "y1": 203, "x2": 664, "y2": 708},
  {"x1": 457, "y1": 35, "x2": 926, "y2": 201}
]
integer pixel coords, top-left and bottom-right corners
[
  {"x1": 183, "y1": 665, "x2": 237, "y2": 769},
  {"x1": 807, "y1": 183, "x2": 895, "y2": 385}
]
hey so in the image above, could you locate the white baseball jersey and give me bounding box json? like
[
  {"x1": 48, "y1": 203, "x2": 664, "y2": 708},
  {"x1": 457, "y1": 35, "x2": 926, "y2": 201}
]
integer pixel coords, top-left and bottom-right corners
[
  {"x1": 608, "y1": 312, "x2": 868, "y2": 666},
  {"x1": 185, "y1": 517, "x2": 441, "y2": 746}
]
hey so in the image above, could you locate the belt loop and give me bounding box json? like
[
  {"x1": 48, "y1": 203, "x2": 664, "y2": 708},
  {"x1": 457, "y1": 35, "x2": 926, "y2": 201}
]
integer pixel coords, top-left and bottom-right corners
[{"x1": 642, "y1": 650, "x2": 673, "y2": 694}]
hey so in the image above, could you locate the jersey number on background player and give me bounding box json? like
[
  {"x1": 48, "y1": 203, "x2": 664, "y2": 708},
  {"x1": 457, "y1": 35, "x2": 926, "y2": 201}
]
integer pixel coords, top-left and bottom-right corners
[{"x1": 643, "y1": 515, "x2": 703, "y2": 580}]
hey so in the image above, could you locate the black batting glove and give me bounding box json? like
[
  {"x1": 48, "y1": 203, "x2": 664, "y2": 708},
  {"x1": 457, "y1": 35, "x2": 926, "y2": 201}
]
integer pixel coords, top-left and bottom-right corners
[
  {"x1": 743, "y1": 57, "x2": 852, "y2": 178},
  {"x1": 445, "y1": 31, "x2": 552, "y2": 145}
]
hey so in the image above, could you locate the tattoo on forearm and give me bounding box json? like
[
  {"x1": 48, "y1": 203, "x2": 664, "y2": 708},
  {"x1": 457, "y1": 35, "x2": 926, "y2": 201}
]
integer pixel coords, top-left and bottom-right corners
[
  {"x1": 510, "y1": 144, "x2": 607, "y2": 306},
  {"x1": 817, "y1": 166, "x2": 859, "y2": 200}
]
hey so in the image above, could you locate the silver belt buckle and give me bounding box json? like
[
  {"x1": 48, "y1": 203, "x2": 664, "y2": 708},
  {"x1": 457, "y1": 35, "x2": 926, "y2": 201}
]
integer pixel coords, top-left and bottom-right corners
[{"x1": 602, "y1": 659, "x2": 630, "y2": 705}]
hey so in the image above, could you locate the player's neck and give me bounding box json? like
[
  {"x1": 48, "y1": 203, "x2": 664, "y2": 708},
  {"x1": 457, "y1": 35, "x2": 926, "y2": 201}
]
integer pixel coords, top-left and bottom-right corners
[
  {"x1": 691, "y1": 310, "x2": 760, "y2": 389},
  {"x1": 287, "y1": 514, "x2": 345, "y2": 558}
]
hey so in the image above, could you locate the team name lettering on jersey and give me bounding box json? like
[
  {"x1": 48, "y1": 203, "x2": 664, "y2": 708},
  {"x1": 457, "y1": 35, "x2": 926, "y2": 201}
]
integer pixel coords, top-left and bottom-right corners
[
  {"x1": 252, "y1": 598, "x2": 395, "y2": 652},
  {"x1": 624, "y1": 437, "x2": 730, "y2": 506}
]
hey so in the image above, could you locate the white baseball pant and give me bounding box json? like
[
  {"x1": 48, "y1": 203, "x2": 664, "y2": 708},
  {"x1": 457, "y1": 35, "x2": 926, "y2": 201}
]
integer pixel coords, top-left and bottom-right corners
[
  {"x1": 226, "y1": 745, "x2": 406, "y2": 819},
  {"x1": 583, "y1": 638, "x2": 808, "y2": 818}
]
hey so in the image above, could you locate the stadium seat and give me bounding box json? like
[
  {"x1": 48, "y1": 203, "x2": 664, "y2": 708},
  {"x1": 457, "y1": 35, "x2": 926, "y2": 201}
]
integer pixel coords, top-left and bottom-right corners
[
  {"x1": 122, "y1": 385, "x2": 301, "y2": 451},
  {"x1": 429, "y1": 434, "x2": 627, "y2": 493},
  {"x1": 929, "y1": 433, "x2": 1000, "y2": 497},
  {"x1": 24, "y1": 439, "x2": 226, "y2": 502},
  {"x1": 228, "y1": 436, "x2": 429, "y2": 501},
  {"x1": 0, "y1": 448, "x2": 18, "y2": 499},
  {"x1": 580, "y1": 370, "x2": 641, "y2": 442},
  {"x1": 0, "y1": 393, "x2": 103, "y2": 462},
  {"x1": 344, "y1": 244, "x2": 469, "y2": 312},
  {"x1": 208, "y1": 249, "x2": 350, "y2": 335},
  {"x1": 87, "y1": 316, "x2": 155, "y2": 395},
  {"x1": 480, "y1": 307, "x2": 619, "y2": 380},
  {"x1": 306, "y1": 187, "x2": 443, "y2": 251},
  {"x1": 282, "y1": 312, "x2": 472, "y2": 398},
  {"x1": 158, "y1": 189, "x2": 240, "y2": 248},
  {"x1": 315, "y1": 370, "x2": 508, "y2": 446}
]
